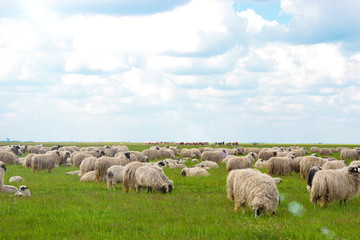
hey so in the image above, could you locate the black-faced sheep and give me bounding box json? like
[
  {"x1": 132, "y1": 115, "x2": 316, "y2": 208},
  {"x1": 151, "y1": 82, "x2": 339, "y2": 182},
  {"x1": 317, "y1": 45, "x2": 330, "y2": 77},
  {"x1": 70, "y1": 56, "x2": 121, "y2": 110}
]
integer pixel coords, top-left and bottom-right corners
[
  {"x1": 227, "y1": 168, "x2": 279, "y2": 217},
  {"x1": 306, "y1": 166, "x2": 322, "y2": 191},
  {"x1": 310, "y1": 166, "x2": 360, "y2": 207}
]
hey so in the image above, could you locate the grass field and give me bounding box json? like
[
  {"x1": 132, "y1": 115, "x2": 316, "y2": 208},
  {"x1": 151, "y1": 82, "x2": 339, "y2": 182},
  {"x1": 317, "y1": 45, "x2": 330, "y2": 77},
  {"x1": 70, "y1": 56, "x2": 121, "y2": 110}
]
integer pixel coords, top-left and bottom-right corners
[{"x1": 0, "y1": 142, "x2": 359, "y2": 239}]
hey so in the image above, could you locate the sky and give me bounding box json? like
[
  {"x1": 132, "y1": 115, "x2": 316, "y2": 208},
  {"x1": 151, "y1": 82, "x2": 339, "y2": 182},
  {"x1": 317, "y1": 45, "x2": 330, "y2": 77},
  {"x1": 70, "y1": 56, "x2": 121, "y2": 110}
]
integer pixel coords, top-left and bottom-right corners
[{"x1": 0, "y1": 0, "x2": 360, "y2": 143}]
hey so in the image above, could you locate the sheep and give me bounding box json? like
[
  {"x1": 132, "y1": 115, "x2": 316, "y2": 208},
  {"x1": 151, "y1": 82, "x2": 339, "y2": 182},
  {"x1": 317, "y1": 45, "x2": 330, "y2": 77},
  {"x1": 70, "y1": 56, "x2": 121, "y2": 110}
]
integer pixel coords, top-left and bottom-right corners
[
  {"x1": 59, "y1": 151, "x2": 71, "y2": 166},
  {"x1": 28, "y1": 146, "x2": 40, "y2": 154},
  {"x1": 0, "y1": 161, "x2": 6, "y2": 193},
  {"x1": 322, "y1": 160, "x2": 346, "y2": 170},
  {"x1": 167, "y1": 163, "x2": 186, "y2": 169},
  {"x1": 107, "y1": 165, "x2": 125, "y2": 190},
  {"x1": 310, "y1": 147, "x2": 320, "y2": 153},
  {"x1": 9, "y1": 176, "x2": 23, "y2": 183},
  {"x1": 71, "y1": 152, "x2": 94, "y2": 168},
  {"x1": 299, "y1": 156, "x2": 328, "y2": 179},
  {"x1": 130, "y1": 151, "x2": 148, "y2": 162},
  {"x1": 134, "y1": 165, "x2": 172, "y2": 193},
  {"x1": 0, "y1": 151, "x2": 19, "y2": 165},
  {"x1": 340, "y1": 149, "x2": 360, "y2": 160},
  {"x1": 80, "y1": 171, "x2": 96, "y2": 182},
  {"x1": 3, "y1": 185, "x2": 18, "y2": 193},
  {"x1": 310, "y1": 166, "x2": 360, "y2": 207},
  {"x1": 244, "y1": 148, "x2": 261, "y2": 155},
  {"x1": 181, "y1": 167, "x2": 210, "y2": 177},
  {"x1": 156, "y1": 148, "x2": 175, "y2": 159},
  {"x1": 31, "y1": 151, "x2": 61, "y2": 173},
  {"x1": 115, "y1": 151, "x2": 138, "y2": 162},
  {"x1": 290, "y1": 148, "x2": 306, "y2": 157},
  {"x1": 273, "y1": 177, "x2": 282, "y2": 184},
  {"x1": 306, "y1": 166, "x2": 322, "y2": 191},
  {"x1": 319, "y1": 148, "x2": 332, "y2": 156},
  {"x1": 168, "y1": 146, "x2": 180, "y2": 156},
  {"x1": 292, "y1": 157, "x2": 304, "y2": 173},
  {"x1": 79, "y1": 156, "x2": 98, "y2": 177},
  {"x1": 226, "y1": 153, "x2": 257, "y2": 173},
  {"x1": 259, "y1": 149, "x2": 277, "y2": 160},
  {"x1": 123, "y1": 162, "x2": 148, "y2": 192},
  {"x1": 190, "y1": 148, "x2": 202, "y2": 158},
  {"x1": 19, "y1": 145, "x2": 28, "y2": 154},
  {"x1": 66, "y1": 170, "x2": 80, "y2": 175},
  {"x1": 227, "y1": 168, "x2": 279, "y2": 217},
  {"x1": 95, "y1": 154, "x2": 131, "y2": 182},
  {"x1": 195, "y1": 161, "x2": 219, "y2": 169},
  {"x1": 254, "y1": 159, "x2": 268, "y2": 169},
  {"x1": 39, "y1": 147, "x2": 51, "y2": 154},
  {"x1": 181, "y1": 149, "x2": 196, "y2": 158},
  {"x1": 104, "y1": 148, "x2": 119, "y2": 157},
  {"x1": 201, "y1": 150, "x2": 228, "y2": 163},
  {"x1": 15, "y1": 185, "x2": 31, "y2": 197},
  {"x1": 267, "y1": 154, "x2": 295, "y2": 176},
  {"x1": 24, "y1": 153, "x2": 37, "y2": 168},
  {"x1": 142, "y1": 149, "x2": 158, "y2": 161},
  {"x1": 349, "y1": 161, "x2": 360, "y2": 167}
]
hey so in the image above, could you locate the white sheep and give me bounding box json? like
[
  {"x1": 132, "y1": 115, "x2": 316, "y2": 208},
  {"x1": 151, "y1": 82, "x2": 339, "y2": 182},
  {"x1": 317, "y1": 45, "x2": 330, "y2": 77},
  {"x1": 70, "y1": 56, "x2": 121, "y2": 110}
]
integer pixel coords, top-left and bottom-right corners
[
  {"x1": 31, "y1": 151, "x2": 60, "y2": 173},
  {"x1": 181, "y1": 167, "x2": 210, "y2": 177},
  {"x1": 0, "y1": 151, "x2": 19, "y2": 165},
  {"x1": 107, "y1": 165, "x2": 125, "y2": 190},
  {"x1": 195, "y1": 161, "x2": 219, "y2": 169},
  {"x1": 226, "y1": 153, "x2": 257, "y2": 173},
  {"x1": 134, "y1": 165, "x2": 172, "y2": 193},
  {"x1": 15, "y1": 185, "x2": 31, "y2": 197},
  {"x1": 9, "y1": 176, "x2": 23, "y2": 183}
]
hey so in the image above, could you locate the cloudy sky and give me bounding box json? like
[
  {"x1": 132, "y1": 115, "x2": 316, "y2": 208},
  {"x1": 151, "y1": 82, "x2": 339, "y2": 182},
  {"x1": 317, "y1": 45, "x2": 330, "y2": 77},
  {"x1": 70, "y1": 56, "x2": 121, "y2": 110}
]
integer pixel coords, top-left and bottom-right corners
[{"x1": 1, "y1": 0, "x2": 360, "y2": 143}]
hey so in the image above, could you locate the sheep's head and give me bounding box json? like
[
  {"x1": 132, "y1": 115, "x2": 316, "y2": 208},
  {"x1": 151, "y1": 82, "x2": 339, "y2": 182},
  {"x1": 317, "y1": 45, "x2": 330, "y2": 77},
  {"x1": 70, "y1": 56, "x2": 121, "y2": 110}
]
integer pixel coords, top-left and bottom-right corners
[
  {"x1": 159, "y1": 183, "x2": 168, "y2": 194},
  {"x1": 273, "y1": 151, "x2": 277, "y2": 157},
  {"x1": 0, "y1": 162, "x2": 7, "y2": 172},
  {"x1": 124, "y1": 152, "x2": 131, "y2": 159},
  {"x1": 55, "y1": 151, "x2": 60, "y2": 156},
  {"x1": 181, "y1": 169, "x2": 187, "y2": 176},
  {"x1": 156, "y1": 147, "x2": 160, "y2": 150},
  {"x1": 19, "y1": 185, "x2": 28, "y2": 191},
  {"x1": 348, "y1": 166, "x2": 360, "y2": 174},
  {"x1": 168, "y1": 180, "x2": 174, "y2": 193}
]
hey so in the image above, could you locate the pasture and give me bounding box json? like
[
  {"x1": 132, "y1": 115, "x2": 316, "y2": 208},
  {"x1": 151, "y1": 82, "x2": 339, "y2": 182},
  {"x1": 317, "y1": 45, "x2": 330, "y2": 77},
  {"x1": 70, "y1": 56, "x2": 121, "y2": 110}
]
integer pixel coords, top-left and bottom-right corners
[{"x1": 0, "y1": 143, "x2": 360, "y2": 239}]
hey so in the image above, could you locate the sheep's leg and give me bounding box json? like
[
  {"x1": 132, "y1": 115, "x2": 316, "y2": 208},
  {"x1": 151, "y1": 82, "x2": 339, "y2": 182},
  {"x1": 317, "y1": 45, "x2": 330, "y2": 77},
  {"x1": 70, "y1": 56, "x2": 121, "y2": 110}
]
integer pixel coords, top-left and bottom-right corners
[
  {"x1": 320, "y1": 197, "x2": 327, "y2": 208},
  {"x1": 241, "y1": 204, "x2": 246, "y2": 214},
  {"x1": 234, "y1": 202, "x2": 240, "y2": 212}
]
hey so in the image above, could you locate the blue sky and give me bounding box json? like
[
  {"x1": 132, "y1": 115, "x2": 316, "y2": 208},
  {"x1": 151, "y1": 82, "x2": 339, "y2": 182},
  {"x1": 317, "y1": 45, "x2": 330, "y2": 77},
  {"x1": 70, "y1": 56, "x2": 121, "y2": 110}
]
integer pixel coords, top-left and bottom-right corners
[{"x1": 1, "y1": 0, "x2": 360, "y2": 143}]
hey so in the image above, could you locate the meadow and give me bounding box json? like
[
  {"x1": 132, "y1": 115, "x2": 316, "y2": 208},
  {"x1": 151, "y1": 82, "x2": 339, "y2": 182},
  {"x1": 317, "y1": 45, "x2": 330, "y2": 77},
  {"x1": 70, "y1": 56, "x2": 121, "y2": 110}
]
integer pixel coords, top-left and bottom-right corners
[{"x1": 0, "y1": 142, "x2": 359, "y2": 239}]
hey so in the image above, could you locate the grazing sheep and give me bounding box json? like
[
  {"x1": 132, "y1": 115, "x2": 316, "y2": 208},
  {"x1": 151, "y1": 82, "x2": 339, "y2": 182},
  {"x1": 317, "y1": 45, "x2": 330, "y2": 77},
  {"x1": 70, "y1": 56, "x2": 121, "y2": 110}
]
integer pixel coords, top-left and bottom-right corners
[
  {"x1": 195, "y1": 161, "x2": 219, "y2": 169},
  {"x1": 310, "y1": 147, "x2": 320, "y2": 153},
  {"x1": 107, "y1": 165, "x2": 125, "y2": 190},
  {"x1": 156, "y1": 148, "x2": 175, "y2": 159},
  {"x1": 39, "y1": 147, "x2": 51, "y2": 154},
  {"x1": 190, "y1": 148, "x2": 202, "y2": 158},
  {"x1": 292, "y1": 156, "x2": 304, "y2": 173},
  {"x1": 226, "y1": 153, "x2": 257, "y2": 173},
  {"x1": 134, "y1": 165, "x2": 172, "y2": 193},
  {"x1": 71, "y1": 152, "x2": 94, "y2": 168},
  {"x1": 322, "y1": 160, "x2": 346, "y2": 170},
  {"x1": 142, "y1": 149, "x2": 158, "y2": 161},
  {"x1": 319, "y1": 148, "x2": 332, "y2": 156},
  {"x1": 306, "y1": 166, "x2": 322, "y2": 191},
  {"x1": 0, "y1": 151, "x2": 19, "y2": 165},
  {"x1": 259, "y1": 149, "x2": 277, "y2": 160},
  {"x1": 273, "y1": 177, "x2": 282, "y2": 184},
  {"x1": 227, "y1": 169, "x2": 279, "y2": 217},
  {"x1": 115, "y1": 151, "x2": 138, "y2": 162},
  {"x1": 28, "y1": 146, "x2": 40, "y2": 154},
  {"x1": 3, "y1": 185, "x2": 18, "y2": 193},
  {"x1": 181, "y1": 167, "x2": 210, "y2": 177},
  {"x1": 254, "y1": 159, "x2": 268, "y2": 169},
  {"x1": 340, "y1": 149, "x2": 360, "y2": 160},
  {"x1": 24, "y1": 153, "x2": 37, "y2": 168},
  {"x1": 95, "y1": 156, "x2": 130, "y2": 182},
  {"x1": 31, "y1": 151, "x2": 60, "y2": 173},
  {"x1": 123, "y1": 162, "x2": 148, "y2": 192},
  {"x1": 59, "y1": 151, "x2": 71, "y2": 166},
  {"x1": 19, "y1": 145, "x2": 28, "y2": 154},
  {"x1": 9, "y1": 176, "x2": 23, "y2": 183},
  {"x1": 0, "y1": 161, "x2": 6, "y2": 193},
  {"x1": 168, "y1": 146, "x2": 180, "y2": 156},
  {"x1": 201, "y1": 150, "x2": 228, "y2": 163},
  {"x1": 181, "y1": 149, "x2": 196, "y2": 158},
  {"x1": 310, "y1": 166, "x2": 360, "y2": 207},
  {"x1": 15, "y1": 185, "x2": 31, "y2": 197},
  {"x1": 79, "y1": 156, "x2": 98, "y2": 177},
  {"x1": 66, "y1": 170, "x2": 80, "y2": 175},
  {"x1": 290, "y1": 148, "x2": 306, "y2": 157},
  {"x1": 130, "y1": 151, "x2": 148, "y2": 162},
  {"x1": 104, "y1": 148, "x2": 119, "y2": 157},
  {"x1": 80, "y1": 171, "x2": 96, "y2": 182},
  {"x1": 267, "y1": 154, "x2": 295, "y2": 176},
  {"x1": 300, "y1": 156, "x2": 328, "y2": 179}
]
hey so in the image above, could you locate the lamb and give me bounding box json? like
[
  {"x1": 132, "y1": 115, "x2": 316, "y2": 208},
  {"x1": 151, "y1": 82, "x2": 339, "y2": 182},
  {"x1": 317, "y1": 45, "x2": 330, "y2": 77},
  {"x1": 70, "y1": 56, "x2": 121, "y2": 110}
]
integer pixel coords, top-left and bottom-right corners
[
  {"x1": 201, "y1": 150, "x2": 228, "y2": 163},
  {"x1": 227, "y1": 168, "x2": 279, "y2": 217},
  {"x1": 306, "y1": 166, "x2": 322, "y2": 191},
  {"x1": 123, "y1": 162, "x2": 148, "y2": 192},
  {"x1": 79, "y1": 156, "x2": 98, "y2": 177},
  {"x1": 95, "y1": 153, "x2": 131, "y2": 182},
  {"x1": 15, "y1": 186, "x2": 31, "y2": 197},
  {"x1": 195, "y1": 161, "x2": 219, "y2": 169},
  {"x1": 267, "y1": 154, "x2": 295, "y2": 176},
  {"x1": 9, "y1": 176, "x2": 23, "y2": 183},
  {"x1": 0, "y1": 151, "x2": 19, "y2": 165},
  {"x1": 340, "y1": 149, "x2": 360, "y2": 160},
  {"x1": 259, "y1": 149, "x2": 277, "y2": 160},
  {"x1": 0, "y1": 161, "x2": 7, "y2": 193},
  {"x1": 319, "y1": 148, "x2": 332, "y2": 156},
  {"x1": 226, "y1": 152, "x2": 257, "y2": 173},
  {"x1": 107, "y1": 165, "x2": 125, "y2": 190},
  {"x1": 80, "y1": 171, "x2": 96, "y2": 182},
  {"x1": 299, "y1": 156, "x2": 328, "y2": 179},
  {"x1": 322, "y1": 160, "x2": 346, "y2": 170},
  {"x1": 31, "y1": 151, "x2": 60, "y2": 173},
  {"x1": 134, "y1": 165, "x2": 172, "y2": 193},
  {"x1": 181, "y1": 167, "x2": 210, "y2": 177},
  {"x1": 310, "y1": 166, "x2": 360, "y2": 207}
]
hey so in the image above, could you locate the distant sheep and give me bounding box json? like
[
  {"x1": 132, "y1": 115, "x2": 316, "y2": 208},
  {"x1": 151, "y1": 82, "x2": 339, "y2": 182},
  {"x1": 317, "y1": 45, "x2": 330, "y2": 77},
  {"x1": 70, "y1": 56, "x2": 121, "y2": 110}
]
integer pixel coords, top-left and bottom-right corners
[
  {"x1": 107, "y1": 165, "x2": 125, "y2": 190},
  {"x1": 0, "y1": 151, "x2": 19, "y2": 165},
  {"x1": 181, "y1": 149, "x2": 196, "y2": 158},
  {"x1": 181, "y1": 167, "x2": 210, "y2": 177},
  {"x1": 142, "y1": 149, "x2": 158, "y2": 161},
  {"x1": 226, "y1": 152, "x2": 257, "y2": 173},
  {"x1": 31, "y1": 151, "x2": 60, "y2": 173},
  {"x1": 28, "y1": 146, "x2": 40, "y2": 154},
  {"x1": 244, "y1": 148, "x2": 261, "y2": 155},
  {"x1": 134, "y1": 165, "x2": 172, "y2": 193},
  {"x1": 195, "y1": 161, "x2": 219, "y2": 169},
  {"x1": 322, "y1": 160, "x2": 346, "y2": 170},
  {"x1": 201, "y1": 150, "x2": 228, "y2": 163},
  {"x1": 227, "y1": 169, "x2": 279, "y2": 217},
  {"x1": 299, "y1": 156, "x2": 328, "y2": 179},
  {"x1": 259, "y1": 149, "x2": 277, "y2": 160},
  {"x1": 319, "y1": 148, "x2": 332, "y2": 156},
  {"x1": 267, "y1": 153, "x2": 295, "y2": 176},
  {"x1": 310, "y1": 147, "x2": 320, "y2": 153},
  {"x1": 310, "y1": 166, "x2": 360, "y2": 207},
  {"x1": 340, "y1": 149, "x2": 360, "y2": 160}
]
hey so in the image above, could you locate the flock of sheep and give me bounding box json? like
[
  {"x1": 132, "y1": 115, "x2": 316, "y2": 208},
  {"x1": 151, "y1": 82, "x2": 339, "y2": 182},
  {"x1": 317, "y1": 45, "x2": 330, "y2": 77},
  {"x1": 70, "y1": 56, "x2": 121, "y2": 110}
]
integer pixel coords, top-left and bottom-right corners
[{"x1": 1, "y1": 144, "x2": 360, "y2": 217}]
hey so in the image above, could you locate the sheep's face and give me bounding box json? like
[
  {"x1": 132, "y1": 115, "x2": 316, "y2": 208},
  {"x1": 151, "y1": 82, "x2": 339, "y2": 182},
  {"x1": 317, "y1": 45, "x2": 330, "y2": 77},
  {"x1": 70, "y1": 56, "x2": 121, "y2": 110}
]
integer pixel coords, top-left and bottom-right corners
[
  {"x1": 55, "y1": 151, "x2": 60, "y2": 156},
  {"x1": 159, "y1": 184, "x2": 168, "y2": 194},
  {"x1": 348, "y1": 166, "x2": 360, "y2": 174},
  {"x1": 0, "y1": 162, "x2": 6, "y2": 172},
  {"x1": 168, "y1": 181, "x2": 174, "y2": 193},
  {"x1": 124, "y1": 152, "x2": 131, "y2": 159},
  {"x1": 19, "y1": 186, "x2": 28, "y2": 191},
  {"x1": 181, "y1": 169, "x2": 186, "y2": 176}
]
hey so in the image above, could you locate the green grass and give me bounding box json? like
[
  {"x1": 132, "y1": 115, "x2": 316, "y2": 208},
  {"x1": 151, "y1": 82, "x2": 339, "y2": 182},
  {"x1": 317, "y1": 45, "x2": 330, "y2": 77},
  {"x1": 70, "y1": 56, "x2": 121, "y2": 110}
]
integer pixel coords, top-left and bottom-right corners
[{"x1": 1, "y1": 142, "x2": 360, "y2": 239}]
